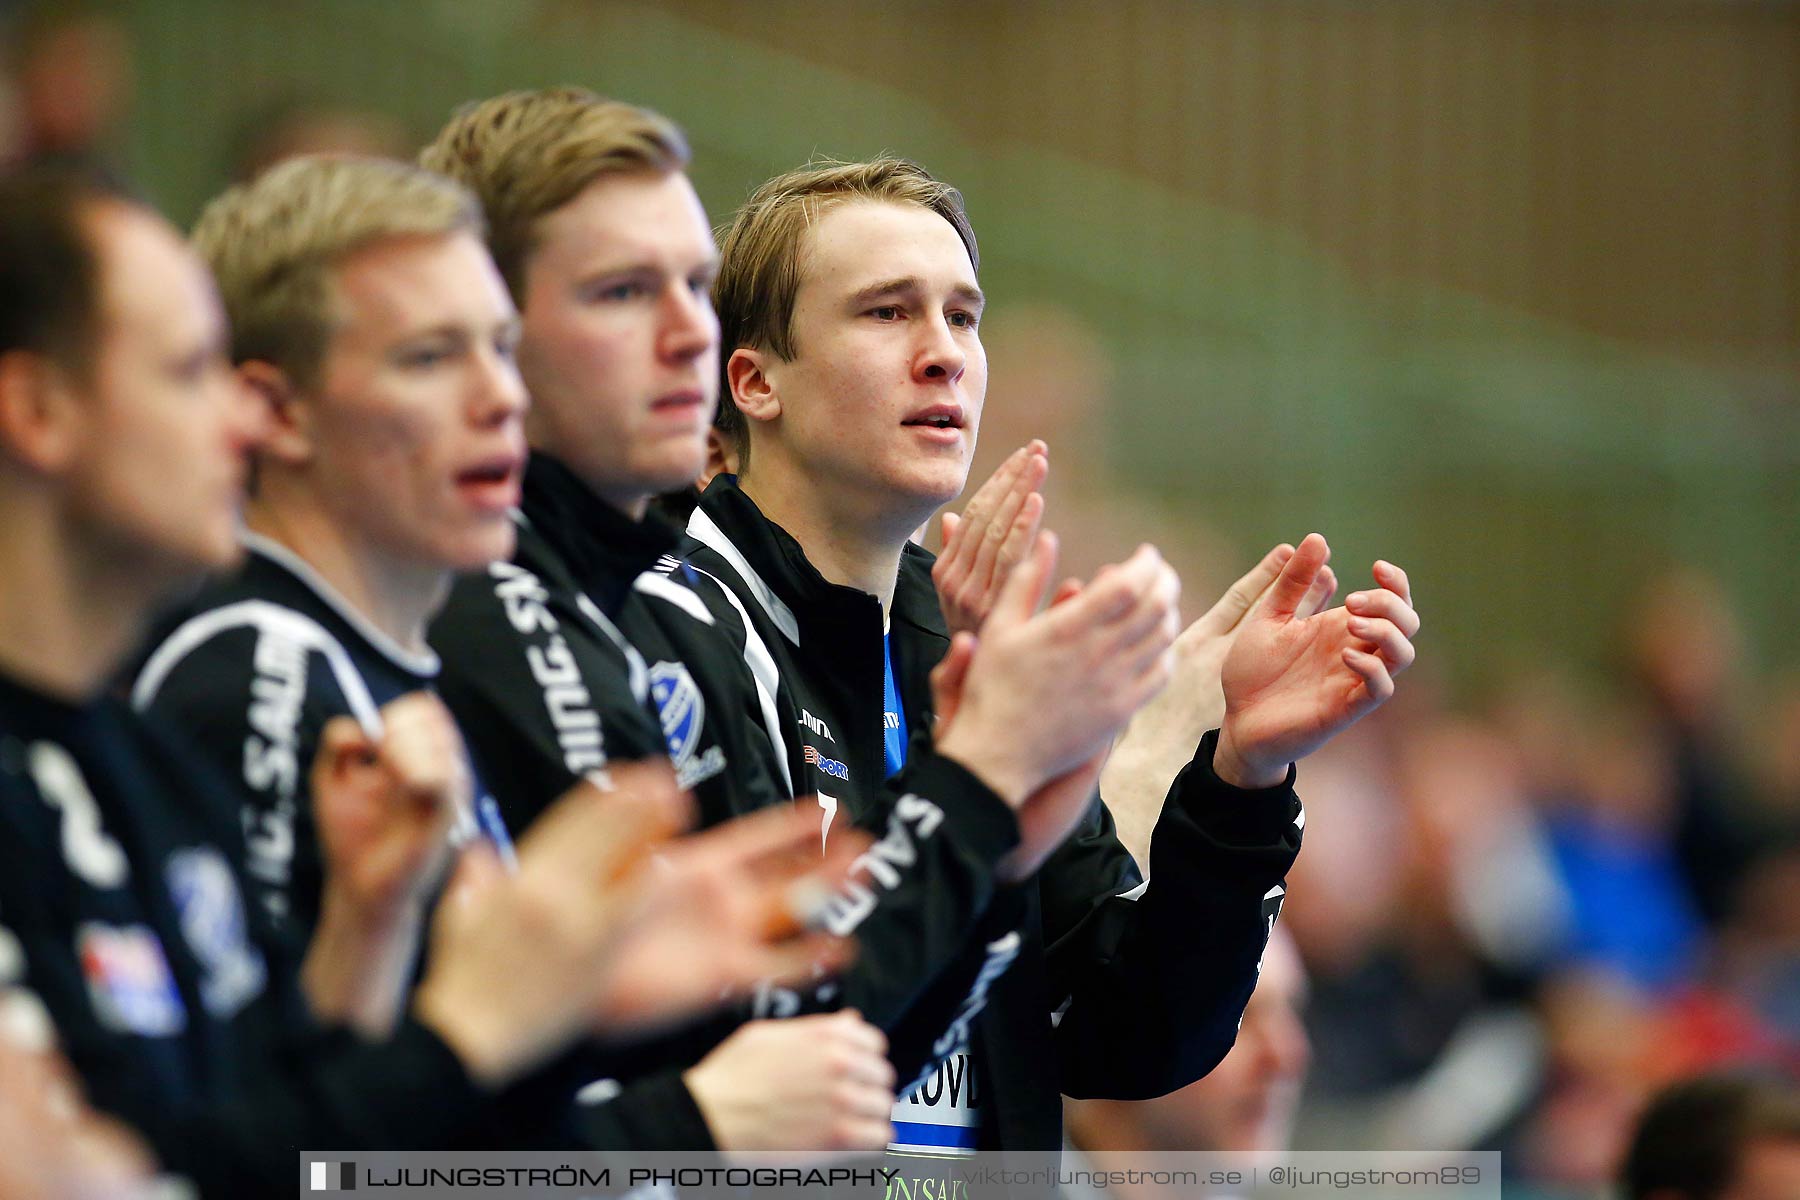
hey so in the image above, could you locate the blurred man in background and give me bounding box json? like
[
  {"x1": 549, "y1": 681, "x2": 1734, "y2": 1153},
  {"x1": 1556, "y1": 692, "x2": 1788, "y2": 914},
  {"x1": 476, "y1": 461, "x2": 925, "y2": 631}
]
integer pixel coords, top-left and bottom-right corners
[
  {"x1": 1064, "y1": 927, "x2": 1311, "y2": 1180},
  {"x1": 133, "y1": 155, "x2": 525, "y2": 995},
  {"x1": 1621, "y1": 1073, "x2": 1800, "y2": 1200},
  {"x1": 2, "y1": 3, "x2": 131, "y2": 175},
  {"x1": 227, "y1": 95, "x2": 409, "y2": 182}
]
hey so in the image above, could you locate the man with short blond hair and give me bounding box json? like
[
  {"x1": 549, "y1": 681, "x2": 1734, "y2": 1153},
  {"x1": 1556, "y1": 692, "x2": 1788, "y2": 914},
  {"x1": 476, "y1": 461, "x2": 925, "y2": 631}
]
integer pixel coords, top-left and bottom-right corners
[
  {"x1": 710, "y1": 157, "x2": 977, "y2": 476},
  {"x1": 421, "y1": 86, "x2": 687, "y2": 296},
  {"x1": 134, "y1": 156, "x2": 525, "y2": 994},
  {"x1": 686, "y1": 152, "x2": 1418, "y2": 1152},
  {"x1": 422, "y1": 86, "x2": 784, "y2": 847},
  {"x1": 424, "y1": 89, "x2": 916, "y2": 1156},
  {"x1": 198, "y1": 153, "x2": 483, "y2": 385}
]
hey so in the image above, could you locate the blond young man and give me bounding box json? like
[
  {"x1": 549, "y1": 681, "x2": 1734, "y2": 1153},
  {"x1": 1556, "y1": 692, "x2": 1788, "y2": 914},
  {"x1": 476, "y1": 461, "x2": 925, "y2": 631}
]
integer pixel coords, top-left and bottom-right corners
[
  {"x1": 129, "y1": 158, "x2": 524, "y2": 1035},
  {"x1": 422, "y1": 92, "x2": 901, "y2": 1156},
  {"x1": 0, "y1": 164, "x2": 853, "y2": 1196},
  {"x1": 687, "y1": 156, "x2": 1418, "y2": 1152},
  {"x1": 127, "y1": 153, "x2": 864, "y2": 1136}
]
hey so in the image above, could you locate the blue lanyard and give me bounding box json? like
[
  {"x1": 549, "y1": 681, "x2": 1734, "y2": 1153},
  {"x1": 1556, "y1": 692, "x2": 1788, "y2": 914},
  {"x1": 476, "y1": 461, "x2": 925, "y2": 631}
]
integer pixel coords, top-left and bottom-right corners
[
  {"x1": 474, "y1": 791, "x2": 517, "y2": 870},
  {"x1": 883, "y1": 632, "x2": 908, "y2": 779},
  {"x1": 464, "y1": 761, "x2": 518, "y2": 869}
]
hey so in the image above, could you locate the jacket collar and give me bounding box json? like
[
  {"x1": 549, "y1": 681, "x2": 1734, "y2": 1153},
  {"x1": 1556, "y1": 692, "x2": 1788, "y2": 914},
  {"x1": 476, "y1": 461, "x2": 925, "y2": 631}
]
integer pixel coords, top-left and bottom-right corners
[
  {"x1": 894, "y1": 541, "x2": 949, "y2": 644},
  {"x1": 0, "y1": 664, "x2": 96, "y2": 736},
  {"x1": 239, "y1": 532, "x2": 441, "y2": 677},
  {"x1": 690, "y1": 475, "x2": 947, "y2": 646},
  {"x1": 519, "y1": 453, "x2": 682, "y2": 612}
]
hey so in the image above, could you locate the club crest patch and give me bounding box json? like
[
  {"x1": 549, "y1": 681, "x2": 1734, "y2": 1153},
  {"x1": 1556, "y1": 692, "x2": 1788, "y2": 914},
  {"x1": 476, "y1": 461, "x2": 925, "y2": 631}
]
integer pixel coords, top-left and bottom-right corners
[
  {"x1": 649, "y1": 661, "x2": 702, "y2": 761},
  {"x1": 165, "y1": 847, "x2": 265, "y2": 1018},
  {"x1": 649, "y1": 662, "x2": 725, "y2": 788},
  {"x1": 77, "y1": 921, "x2": 186, "y2": 1037}
]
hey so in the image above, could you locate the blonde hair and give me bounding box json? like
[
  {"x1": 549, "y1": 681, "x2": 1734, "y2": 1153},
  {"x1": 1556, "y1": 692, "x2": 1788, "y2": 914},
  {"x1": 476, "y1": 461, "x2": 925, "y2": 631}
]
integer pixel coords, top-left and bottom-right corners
[
  {"x1": 192, "y1": 155, "x2": 481, "y2": 386},
  {"x1": 420, "y1": 87, "x2": 689, "y2": 300},
  {"x1": 712, "y1": 157, "x2": 979, "y2": 466}
]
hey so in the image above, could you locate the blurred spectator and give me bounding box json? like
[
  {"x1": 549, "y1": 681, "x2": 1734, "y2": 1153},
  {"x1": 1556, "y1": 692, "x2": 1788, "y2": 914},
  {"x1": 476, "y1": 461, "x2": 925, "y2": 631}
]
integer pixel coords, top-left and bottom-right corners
[
  {"x1": 1627, "y1": 570, "x2": 1763, "y2": 926},
  {"x1": 1063, "y1": 928, "x2": 1309, "y2": 1196},
  {"x1": 1620, "y1": 1072, "x2": 1800, "y2": 1200},
  {"x1": 226, "y1": 96, "x2": 408, "y2": 182},
  {"x1": 4, "y1": 2, "x2": 130, "y2": 175},
  {"x1": 1540, "y1": 700, "x2": 1705, "y2": 993},
  {"x1": 1522, "y1": 968, "x2": 1665, "y2": 1188},
  {"x1": 950, "y1": 303, "x2": 1236, "y2": 617},
  {"x1": 1293, "y1": 688, "x2": 1548, "y2": 1156},
  {"x1": 1711, "y1": 840, "x2": 1800, "y2": 1047}
]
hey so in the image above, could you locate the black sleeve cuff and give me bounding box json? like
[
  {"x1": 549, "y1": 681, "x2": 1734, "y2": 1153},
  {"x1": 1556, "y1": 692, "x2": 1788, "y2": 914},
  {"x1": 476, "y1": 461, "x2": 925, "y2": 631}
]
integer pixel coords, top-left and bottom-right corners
[
  {"x1": 572, "y1": 1069, "x2": 717, "y2": 1151},
  {"x1": 1177, "y1": 729, "x2": 1303, "y2": 847},
  {"x1": 339, "y1": 1015, "x2": 495, "y2": 1145},
  {"x1": 890, "y1": 751, "x2": 1022, "y2": 863}
]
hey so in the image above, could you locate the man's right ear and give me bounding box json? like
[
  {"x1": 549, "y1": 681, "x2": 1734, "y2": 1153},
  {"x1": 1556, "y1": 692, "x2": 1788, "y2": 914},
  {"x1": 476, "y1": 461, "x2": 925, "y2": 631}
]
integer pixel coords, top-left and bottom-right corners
[
  {"x1": 236, "y1": 360, "x2": 313, "y2": 465},
  {"x1": 725, "y1": 347, "x2": 781, "y2": 425},
  {"x1": 0, "y1": 350, "x2": 81, "y2": 474},
  {"x1": 700, "y1": 426, "x2": 737, "y2": 490}
]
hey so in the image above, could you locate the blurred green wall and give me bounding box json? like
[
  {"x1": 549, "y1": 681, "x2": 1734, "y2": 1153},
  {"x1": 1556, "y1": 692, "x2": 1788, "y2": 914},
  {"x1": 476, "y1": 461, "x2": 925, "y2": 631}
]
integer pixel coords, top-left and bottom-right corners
[{"x1": 104, "y1": 0, "x2": 1800, "y2": 699}]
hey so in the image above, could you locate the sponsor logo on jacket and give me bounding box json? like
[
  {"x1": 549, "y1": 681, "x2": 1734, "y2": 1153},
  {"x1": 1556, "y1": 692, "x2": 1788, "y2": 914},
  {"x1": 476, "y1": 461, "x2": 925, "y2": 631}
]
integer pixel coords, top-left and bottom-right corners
[
  {"x1": 76, "y1": 921, "x2": 187, "y2": 1037},
  {"x1": 799, "y1": 709, "x2": 834, "y2": 742},
  {"x1": 491, "y1": 562, "x2": 608, "y2": 778},
  {"x1": 803, "y1": 744, "x2": 850, "y2": 781},
  {"x1": 819, "y1": 793, "x2": 945, "y2": 936},
  {"x1": 241, "y1": 626, "x2": 308, "y2": 913}
]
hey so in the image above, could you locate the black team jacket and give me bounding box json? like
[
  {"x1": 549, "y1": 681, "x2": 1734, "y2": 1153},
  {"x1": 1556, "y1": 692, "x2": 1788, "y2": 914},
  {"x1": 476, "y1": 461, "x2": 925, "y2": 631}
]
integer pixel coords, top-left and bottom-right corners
[
  {"x1": 672, "y1": 475, "x2": 1306, "y2": 1150},
  {"x1": 427, "y1": 454, "x2": 1041, "y2": 1148},
  {"x1": 0, "y1": 669, "x2": 579, "y2": 1198},
  {"x1": 129, "y1": 534, "x2": 515, "y2": 938}
]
